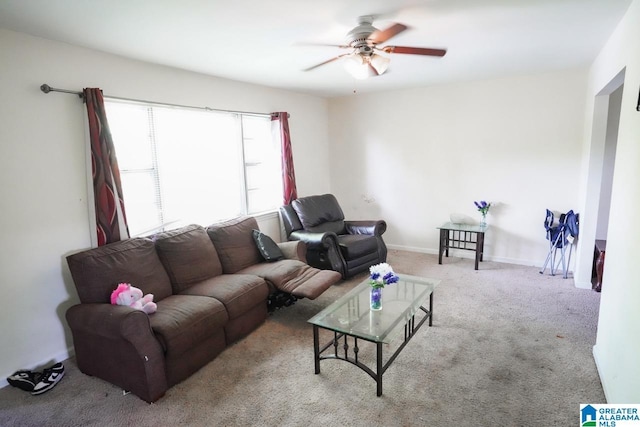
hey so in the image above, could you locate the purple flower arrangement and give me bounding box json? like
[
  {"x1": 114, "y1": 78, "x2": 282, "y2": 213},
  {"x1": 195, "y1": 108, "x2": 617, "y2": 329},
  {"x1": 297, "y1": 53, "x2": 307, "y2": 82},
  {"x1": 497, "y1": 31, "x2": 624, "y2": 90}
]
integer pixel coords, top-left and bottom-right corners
[
  {"x1": 474, "y1": 200, "x2": 491, "y2": 215},
  {"x1": 369, "y1": 263, "x2": 400, "y2": 289},
  {"x1": 474, "y1": 200, "x2": 491, "y2": 226}
]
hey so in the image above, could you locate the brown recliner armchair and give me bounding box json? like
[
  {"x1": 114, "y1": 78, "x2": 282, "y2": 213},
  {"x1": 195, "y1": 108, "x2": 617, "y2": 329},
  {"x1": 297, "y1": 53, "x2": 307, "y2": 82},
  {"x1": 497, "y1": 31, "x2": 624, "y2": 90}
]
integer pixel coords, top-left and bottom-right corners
[{"x1": 280, "y1": 194, "x2": 387, "y2": 279}]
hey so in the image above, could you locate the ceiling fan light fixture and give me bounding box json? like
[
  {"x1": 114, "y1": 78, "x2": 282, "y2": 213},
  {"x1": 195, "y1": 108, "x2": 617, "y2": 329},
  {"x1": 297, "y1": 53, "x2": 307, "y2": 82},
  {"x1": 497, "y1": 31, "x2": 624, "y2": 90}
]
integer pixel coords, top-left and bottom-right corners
[
  {"x1": 370, "y1": 53, "x2": 390, "y2": 75},
  {"x1": 343, "y1": 53, "x2": 389, "y2": 80},
  {"x1": 344, "y1": 53, "x2": 372, "y2": 80},
  {"x1": 302, "y1": 16, "x2": 446, "y2": 77}
]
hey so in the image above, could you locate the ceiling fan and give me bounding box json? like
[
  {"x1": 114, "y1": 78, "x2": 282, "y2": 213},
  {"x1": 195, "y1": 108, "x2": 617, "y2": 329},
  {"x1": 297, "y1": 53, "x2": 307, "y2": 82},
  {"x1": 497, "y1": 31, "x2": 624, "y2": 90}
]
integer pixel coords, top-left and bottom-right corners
[{"x1": 303, "y1": 15, "x2": 447, "y2": 79}]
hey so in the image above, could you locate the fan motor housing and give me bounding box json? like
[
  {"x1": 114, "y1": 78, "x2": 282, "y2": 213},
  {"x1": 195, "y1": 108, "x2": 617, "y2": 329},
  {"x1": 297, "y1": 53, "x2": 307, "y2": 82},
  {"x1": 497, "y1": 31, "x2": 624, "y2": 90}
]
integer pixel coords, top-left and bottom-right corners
[
  {"x1": 354, "y1": 43, "x2": 374, "y2": 55},
  {"x1": 346, "y1": 16, "x2": 377, "y2": 51}
]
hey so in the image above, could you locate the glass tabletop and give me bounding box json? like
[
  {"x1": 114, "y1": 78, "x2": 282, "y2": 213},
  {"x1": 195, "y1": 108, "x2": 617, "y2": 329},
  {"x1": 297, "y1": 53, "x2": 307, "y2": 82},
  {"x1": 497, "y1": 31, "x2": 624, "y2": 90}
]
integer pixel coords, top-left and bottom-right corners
[
  {"x1": 308, "y1": 274, "x2": 440, "y2": 343},
  {"x1": 438, "y1": 221, "x2": 488, "y2": 232}
]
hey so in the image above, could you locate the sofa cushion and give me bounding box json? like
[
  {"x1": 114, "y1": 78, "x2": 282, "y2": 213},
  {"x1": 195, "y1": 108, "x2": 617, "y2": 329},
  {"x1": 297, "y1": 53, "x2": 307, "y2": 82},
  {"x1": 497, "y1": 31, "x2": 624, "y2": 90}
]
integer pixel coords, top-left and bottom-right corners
[
  {"x1": 179, "y1": 274, "x2": 269, "y2": 320},
  {"x1": 283, "y1": 269, "x2": 342, "y2": 300},
  {"x1": 238, "y1": 259, "x2": 340, "y2": 299},
  {"x1": 206, "y1": 217, "x2": 263, "y2": 274},
  {"x1": 67, "y1": 238, "x2": 173, "y2": 304},
  {"x1": 338, "y1": 234, "x2": 380, "y2": 259},
  {"x1": 154, "y1": 224, "x2": 223, "y2": 293},
  {"x1": 252, "y1": 229, "x2": 284, "y2": 262},
  {"x1": 150, "y1": 295, "x2": 228, "y2": 356},
  {"x1": 306, "y1": 220, "x2": 346, "y2": 235},
  {"x1": 238, "y1": 259, "x2": 303, "y2": 288}
]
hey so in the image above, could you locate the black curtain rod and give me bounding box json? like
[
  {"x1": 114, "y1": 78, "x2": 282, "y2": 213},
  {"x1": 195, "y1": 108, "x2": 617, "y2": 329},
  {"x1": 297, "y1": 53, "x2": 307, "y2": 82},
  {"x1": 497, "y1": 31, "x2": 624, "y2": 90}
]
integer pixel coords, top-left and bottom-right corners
[
  {"x1": 40, "y1": 84, "x2": 83, "y2": 98},
  {"x1": 39, "y1": 83, "x2": 285, "y2": 118}
]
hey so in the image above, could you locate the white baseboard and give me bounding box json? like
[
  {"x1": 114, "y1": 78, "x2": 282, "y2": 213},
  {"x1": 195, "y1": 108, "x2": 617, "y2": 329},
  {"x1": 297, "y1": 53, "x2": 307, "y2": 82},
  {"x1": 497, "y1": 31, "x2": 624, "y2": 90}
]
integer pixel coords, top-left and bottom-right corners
[
  {"x1": 386, "y1": 244, "x2": 543, "y2": 267},
  {"x1": 574, "y1": 280, "x2": 593, "y2": 290},
  {"x1": 1, "y1": 346, "x2": 74, "y2": 389},
  {"x1": 592, "y1": 344, "x2": 610, "y2": 402},
  {"x1": 386, "y1": 244, "x2": 438, "y2": 255}
]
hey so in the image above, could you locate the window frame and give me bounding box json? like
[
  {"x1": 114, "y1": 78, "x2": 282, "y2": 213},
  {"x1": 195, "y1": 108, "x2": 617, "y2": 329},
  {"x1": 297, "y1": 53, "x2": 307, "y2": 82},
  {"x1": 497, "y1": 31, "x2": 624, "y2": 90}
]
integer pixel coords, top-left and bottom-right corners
[{"x1": 104, "y1": 98, "x2": 282, "y2": 237}]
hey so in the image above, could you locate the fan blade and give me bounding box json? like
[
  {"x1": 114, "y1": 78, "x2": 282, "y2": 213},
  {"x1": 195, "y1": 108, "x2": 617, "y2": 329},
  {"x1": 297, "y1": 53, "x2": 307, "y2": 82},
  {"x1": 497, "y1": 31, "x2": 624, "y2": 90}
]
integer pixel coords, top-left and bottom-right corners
[
  {"x1": 303, "y1": 53, "x2": 351, "y2": 71},
  {"x1": 295, "y1": 42, "x2": 351, "y2": 49},
  {"x1": 369, "y1": 23, "x2": 407, "y2": 44},
  {"x1": 383, "y1": 46, "x2": 447, "y2": 56}
]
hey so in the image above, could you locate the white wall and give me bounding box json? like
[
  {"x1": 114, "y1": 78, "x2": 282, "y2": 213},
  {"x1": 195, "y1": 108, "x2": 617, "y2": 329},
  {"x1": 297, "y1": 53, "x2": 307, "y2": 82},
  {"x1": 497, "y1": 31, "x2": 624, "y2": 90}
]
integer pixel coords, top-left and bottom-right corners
[
  {"x1": 0, "y1": 29, "x2": 330, "y2": 383},
  {"x1": 328, "y1": 70, "x2": 587, "y2": 266},
  {"x1": 584, "y1": 0, "x2": 640, "y2": 403}
]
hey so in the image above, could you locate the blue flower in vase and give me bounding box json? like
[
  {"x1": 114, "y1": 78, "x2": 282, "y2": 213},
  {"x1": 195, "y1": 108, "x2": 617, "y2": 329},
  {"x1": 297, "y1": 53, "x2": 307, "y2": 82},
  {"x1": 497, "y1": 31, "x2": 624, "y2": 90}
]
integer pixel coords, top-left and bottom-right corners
[
  {"x1": 371, "y1": 289, "x2": 382, "y2": 304},
  {"x1": 474, "y1": 200, "x2": 491, "y2": 226},
  {"x1": 474, "y1": 200, "x2": 491, "y2": 216}
]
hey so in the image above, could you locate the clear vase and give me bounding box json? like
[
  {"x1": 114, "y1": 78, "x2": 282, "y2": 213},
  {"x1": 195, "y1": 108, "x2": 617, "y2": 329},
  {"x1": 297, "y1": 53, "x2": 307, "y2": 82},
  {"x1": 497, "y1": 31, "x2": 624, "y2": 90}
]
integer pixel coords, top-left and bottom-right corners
[
  {"x1": 480, "y1": 213, "x2": 487, "y2": 227},
  {"x1": 370, "y1": 287, "x2": 382, "y2": 311}
]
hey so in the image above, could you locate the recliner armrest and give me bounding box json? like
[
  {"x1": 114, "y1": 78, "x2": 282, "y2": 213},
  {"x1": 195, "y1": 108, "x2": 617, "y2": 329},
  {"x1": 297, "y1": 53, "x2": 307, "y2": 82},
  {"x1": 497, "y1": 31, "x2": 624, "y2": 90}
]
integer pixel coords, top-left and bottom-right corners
[
  {"x1": 345, "y1": 220, "x2": 387, "y2": 236},
  {"x1": 288, "y1": 230, "x2": 339, "y2": 251}
]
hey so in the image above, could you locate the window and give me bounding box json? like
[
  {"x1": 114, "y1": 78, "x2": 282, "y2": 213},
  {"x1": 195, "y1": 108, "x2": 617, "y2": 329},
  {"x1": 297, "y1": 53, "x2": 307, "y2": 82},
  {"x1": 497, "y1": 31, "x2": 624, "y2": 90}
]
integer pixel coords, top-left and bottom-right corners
[{"x1": 105, "y1": 100, "x2": 282, "y2": 236}]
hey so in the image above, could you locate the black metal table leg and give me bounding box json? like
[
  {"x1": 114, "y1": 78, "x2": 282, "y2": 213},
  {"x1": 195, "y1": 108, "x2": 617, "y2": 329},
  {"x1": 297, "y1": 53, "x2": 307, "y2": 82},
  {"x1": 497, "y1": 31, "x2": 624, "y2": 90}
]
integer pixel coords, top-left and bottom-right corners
[
  {"x1": 313, "y1": 325, "x2": 320, "y2": 374},
  {"x1": 376, "y1": 342, "x2": 383, "y2": 396},
  {"x1": 429, "y1": 293, "x2": 434, "y2": 327},
  {"x1": 474, "y1": 231, "x2": 485, "y2": 270},
  {"x1": 445, "y1": 231, "x2": 450, "y2": 257},
  {"x1": 438, "y1": 229, "x2": 445, "y2": 264}
]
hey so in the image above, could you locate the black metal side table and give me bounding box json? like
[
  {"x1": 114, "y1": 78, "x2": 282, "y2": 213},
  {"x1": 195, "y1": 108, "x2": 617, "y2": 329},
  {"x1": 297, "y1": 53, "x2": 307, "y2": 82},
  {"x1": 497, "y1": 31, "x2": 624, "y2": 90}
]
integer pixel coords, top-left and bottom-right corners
[{"x1": 437, "y1": 222, "x2": 488, "y2": 270}]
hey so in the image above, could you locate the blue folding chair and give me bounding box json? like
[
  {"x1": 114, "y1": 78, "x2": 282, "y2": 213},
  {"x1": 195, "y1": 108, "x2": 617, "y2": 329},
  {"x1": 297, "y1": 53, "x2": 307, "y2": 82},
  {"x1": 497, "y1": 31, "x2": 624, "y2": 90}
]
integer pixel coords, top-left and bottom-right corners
[{"x1": 540, "y1": 209, "x2": 579, "y2": 278}]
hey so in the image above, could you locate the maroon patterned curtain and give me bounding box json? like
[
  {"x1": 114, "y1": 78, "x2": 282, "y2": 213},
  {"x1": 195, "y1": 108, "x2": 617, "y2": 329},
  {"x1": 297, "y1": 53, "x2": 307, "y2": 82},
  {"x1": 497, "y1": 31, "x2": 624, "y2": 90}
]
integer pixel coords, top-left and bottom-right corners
[
  {"x1": 84, "y1": 88, "x2": 129, "y2": 246},
  {"x1": 271, "y1": 112, "x2": 297, "y2": 205}
]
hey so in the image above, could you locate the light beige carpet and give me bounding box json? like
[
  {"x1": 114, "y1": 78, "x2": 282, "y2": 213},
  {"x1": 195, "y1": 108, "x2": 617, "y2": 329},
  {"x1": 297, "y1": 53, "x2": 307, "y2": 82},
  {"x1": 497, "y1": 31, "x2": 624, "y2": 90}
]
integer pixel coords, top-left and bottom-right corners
[{"x1": 0, "y1": 250, "x2": 604, "y2": 426}]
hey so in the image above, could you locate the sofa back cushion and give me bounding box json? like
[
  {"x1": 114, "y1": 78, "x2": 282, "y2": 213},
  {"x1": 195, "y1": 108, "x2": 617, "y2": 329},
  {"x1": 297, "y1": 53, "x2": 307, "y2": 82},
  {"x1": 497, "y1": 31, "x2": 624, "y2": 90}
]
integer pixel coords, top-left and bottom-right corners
[
  {"x1": 279, "y1": 204, "x2": 303, "y2": 235},
  {"x1": 66, "y1": 238, "x2": 173, "y2": 304},
  {"x1": 206, "y1": 217, "x2": 263, "y2": 274},
  {"x1": 292, "y1": 194, "x2": 346, "y2": 234},
  {"x1": 154, "y1": 224, "x2": 223, "y2": 293}
]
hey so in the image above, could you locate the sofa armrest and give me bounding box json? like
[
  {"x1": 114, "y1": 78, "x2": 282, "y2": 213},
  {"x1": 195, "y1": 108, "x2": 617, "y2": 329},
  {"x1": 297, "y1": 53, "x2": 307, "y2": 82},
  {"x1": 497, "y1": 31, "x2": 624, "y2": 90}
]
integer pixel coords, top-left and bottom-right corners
[
  {"x1": 66, "y1": 303, "x2": 167, "y2": 402},
  {"x1": 67, "y1": 303, "x2": 152, "y2": 339},
  {"x1": 277, "y1": 240, "x2": 307, "y2": 263},
  {"x1": 345, "y1": 220, "x2": 387, "y2": 236},
  {"x1": 289, "y1": 230, "x2": 339, "y2": 251}
]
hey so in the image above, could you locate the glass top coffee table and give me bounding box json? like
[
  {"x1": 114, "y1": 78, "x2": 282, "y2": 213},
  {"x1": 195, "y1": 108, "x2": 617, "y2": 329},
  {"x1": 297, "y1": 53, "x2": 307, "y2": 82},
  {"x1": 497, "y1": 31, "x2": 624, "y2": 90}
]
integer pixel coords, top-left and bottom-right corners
[{"x1": 308, "y1": 274, "x2": 440, "y2": 396}]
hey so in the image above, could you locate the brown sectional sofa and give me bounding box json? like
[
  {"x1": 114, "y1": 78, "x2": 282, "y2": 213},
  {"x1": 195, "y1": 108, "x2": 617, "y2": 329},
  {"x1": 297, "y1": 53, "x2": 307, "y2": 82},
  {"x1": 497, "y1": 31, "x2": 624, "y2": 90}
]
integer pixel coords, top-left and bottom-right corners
[{"x1": 65, "y1": 216, "x2": 341, "y2": 402}]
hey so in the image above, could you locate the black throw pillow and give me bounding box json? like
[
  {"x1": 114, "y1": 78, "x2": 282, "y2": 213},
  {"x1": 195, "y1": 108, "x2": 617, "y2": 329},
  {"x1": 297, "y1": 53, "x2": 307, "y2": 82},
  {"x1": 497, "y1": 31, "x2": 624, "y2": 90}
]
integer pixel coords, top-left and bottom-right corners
[{"x1": 252, "y1": 229, "x2": 284, "y2": 262}]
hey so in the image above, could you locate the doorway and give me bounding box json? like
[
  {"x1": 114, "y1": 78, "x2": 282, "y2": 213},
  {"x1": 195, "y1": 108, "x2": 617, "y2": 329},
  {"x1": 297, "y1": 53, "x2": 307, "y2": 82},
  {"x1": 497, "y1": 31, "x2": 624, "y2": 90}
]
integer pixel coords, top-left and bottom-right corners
[{"x1": 574, "y1": 69, "x2": 624, "y2": 289}]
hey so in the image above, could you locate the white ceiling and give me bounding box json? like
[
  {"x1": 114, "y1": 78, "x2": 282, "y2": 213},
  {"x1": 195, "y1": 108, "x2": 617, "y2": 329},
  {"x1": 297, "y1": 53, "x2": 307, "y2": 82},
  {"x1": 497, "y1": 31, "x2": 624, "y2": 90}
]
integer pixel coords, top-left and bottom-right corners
[{"x1": 0, "y1": 0, "x2": 632, "y2": 98}]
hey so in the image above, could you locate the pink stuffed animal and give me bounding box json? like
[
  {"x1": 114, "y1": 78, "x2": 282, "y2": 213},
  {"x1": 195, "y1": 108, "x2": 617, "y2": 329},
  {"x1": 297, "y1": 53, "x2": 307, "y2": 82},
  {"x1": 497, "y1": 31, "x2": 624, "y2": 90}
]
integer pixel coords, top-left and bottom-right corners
[{"x1": 110, "y1": 283, "x2": 157, "y2": 314}]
